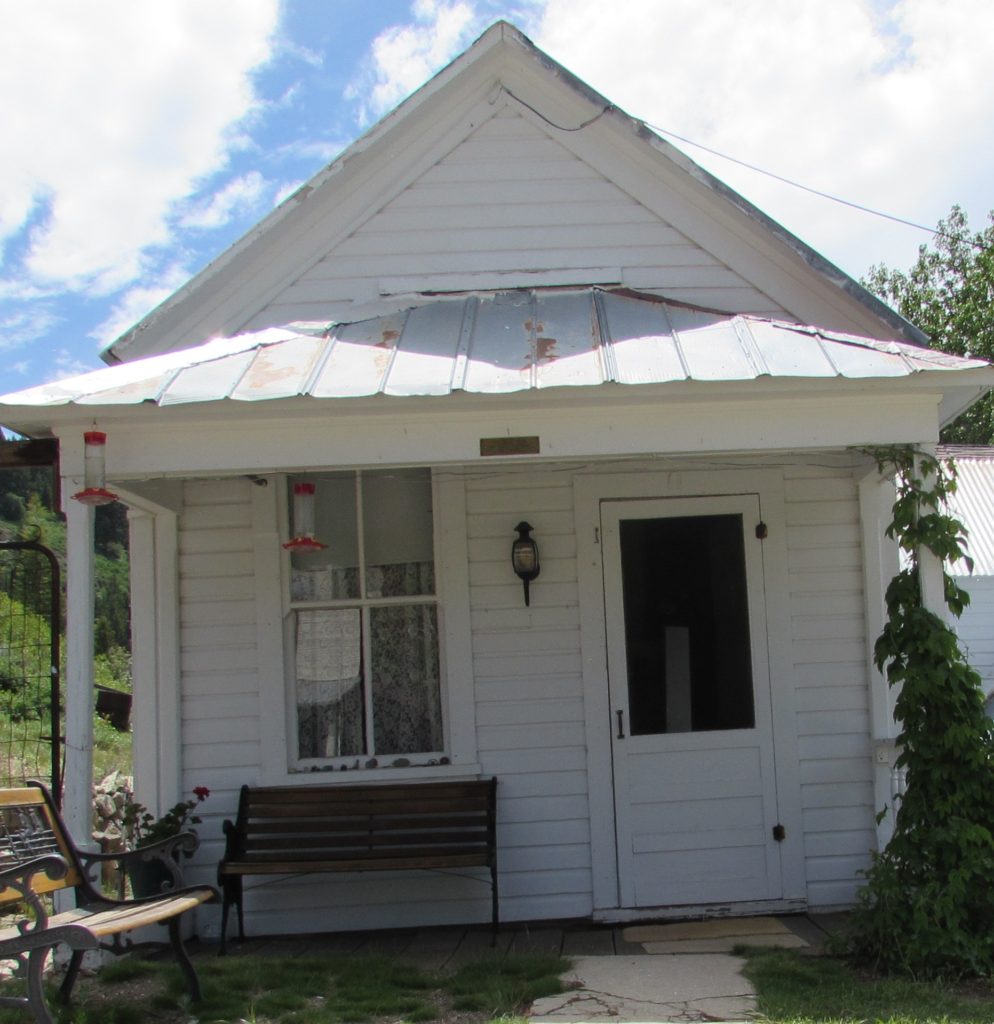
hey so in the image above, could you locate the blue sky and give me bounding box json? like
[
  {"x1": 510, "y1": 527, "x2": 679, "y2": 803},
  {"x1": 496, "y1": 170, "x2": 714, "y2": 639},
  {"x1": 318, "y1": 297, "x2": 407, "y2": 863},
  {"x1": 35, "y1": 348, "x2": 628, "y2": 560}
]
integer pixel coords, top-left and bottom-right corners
[{"x1": 2, "y1": 0, "x2": 993, "y2": 392}]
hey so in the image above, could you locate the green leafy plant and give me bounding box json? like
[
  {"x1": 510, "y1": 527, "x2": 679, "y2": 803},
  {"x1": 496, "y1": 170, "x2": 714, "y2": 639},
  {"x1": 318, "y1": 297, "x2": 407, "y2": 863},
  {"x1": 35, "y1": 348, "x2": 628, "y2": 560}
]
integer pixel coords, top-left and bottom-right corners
[
  {"x1": 864, "y1": 205, "x2": 994, "y2": 444},
  {"x1": 123, "y1": 786, "x2": 210, "y2": 846},
  {"x1": 844, "y1": 446, "x2": 994, "y2": 979}
]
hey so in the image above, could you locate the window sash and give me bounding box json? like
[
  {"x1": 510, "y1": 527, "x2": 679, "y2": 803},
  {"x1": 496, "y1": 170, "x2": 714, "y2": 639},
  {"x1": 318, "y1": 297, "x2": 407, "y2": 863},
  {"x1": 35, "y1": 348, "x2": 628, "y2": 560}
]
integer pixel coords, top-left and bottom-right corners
[{"x1": 286, "y1": 470, "x2": 442, "y2": 766}]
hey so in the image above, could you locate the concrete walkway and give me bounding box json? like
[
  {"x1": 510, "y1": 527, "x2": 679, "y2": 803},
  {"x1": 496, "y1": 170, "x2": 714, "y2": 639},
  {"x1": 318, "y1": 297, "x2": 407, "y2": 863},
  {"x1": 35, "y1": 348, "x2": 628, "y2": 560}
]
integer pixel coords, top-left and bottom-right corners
[
  {"x1": 527, "y1": 915, "x2": 837, "y2": 1023},
  {"x1": 204, "y1": 913, "x2": 842, "y2": 1024},
  {"x1": 530, "y1": 953, "x2": 756, "y2": 1023}
]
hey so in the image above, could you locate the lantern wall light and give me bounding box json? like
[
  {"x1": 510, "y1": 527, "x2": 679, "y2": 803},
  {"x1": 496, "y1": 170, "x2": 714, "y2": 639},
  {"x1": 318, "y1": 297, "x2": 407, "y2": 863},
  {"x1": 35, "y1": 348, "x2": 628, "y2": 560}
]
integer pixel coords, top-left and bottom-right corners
[
  {"x1": 72, "y1": 431, "x2": 119, "y2": 506},
  {"x1": 283, "y1": 481, "x2": 327, "y2": 551},
  {"x1": 511, "y1": 521, "x2": 540, "y2": 607}
]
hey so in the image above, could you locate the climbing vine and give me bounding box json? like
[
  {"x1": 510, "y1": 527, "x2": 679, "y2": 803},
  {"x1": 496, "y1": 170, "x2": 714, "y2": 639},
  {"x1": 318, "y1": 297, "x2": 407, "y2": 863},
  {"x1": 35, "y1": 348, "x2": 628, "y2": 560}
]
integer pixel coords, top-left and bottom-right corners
[{"x1": 844, "y1": 446, "x2": 994, "y2": 978}]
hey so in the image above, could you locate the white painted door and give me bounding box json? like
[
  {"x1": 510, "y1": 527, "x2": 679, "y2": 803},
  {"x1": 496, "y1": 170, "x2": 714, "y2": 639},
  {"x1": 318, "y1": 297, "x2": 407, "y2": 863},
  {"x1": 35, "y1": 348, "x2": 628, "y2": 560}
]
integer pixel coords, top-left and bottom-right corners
[{"x1": 602, "y1": 495, "x2": 785, "y2": 908}]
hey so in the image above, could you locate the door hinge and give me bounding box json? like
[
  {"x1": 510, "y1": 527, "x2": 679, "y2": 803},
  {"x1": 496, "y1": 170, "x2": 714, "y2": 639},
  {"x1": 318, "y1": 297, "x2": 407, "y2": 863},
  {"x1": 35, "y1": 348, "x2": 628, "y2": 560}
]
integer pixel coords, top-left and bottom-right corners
[
  {"x1": 755, "y1": 522, "x2": 768, "y2": 540},
  {"x1": 594, "y1": 526, "x2": 600, "y2": 544},
  {"x1": 772, "y1": 823, "x2": 786, "y2": 842}
]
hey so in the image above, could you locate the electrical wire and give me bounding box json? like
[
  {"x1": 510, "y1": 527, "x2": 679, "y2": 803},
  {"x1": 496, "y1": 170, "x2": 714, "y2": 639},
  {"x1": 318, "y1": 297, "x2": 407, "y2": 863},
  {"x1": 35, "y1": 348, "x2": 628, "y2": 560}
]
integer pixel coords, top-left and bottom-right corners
[{"x1": 499, "y1": 85, "x2": 992, "y2": 254}]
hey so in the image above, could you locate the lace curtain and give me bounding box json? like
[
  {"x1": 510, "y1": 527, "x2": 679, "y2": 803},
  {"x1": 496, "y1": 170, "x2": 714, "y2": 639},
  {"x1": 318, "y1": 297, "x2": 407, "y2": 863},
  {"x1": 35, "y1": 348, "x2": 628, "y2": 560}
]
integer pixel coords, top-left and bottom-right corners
[{"x1": 294, "y1": 562, "x2": 440, "y2": 760}]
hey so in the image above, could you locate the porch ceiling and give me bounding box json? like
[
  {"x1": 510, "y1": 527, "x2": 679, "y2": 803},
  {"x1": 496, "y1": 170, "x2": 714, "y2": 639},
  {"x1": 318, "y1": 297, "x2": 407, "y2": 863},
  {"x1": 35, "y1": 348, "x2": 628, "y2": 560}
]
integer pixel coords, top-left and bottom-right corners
[{"x1": 1, "y1": 288, "x2": 989, "y2": 416}]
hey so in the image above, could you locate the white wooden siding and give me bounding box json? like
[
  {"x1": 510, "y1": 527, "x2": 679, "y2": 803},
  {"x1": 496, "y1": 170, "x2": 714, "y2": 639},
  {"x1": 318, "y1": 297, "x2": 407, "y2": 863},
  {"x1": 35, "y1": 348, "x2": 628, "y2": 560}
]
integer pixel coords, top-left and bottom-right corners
[
  {"x1": 175, "y1": 456, "x2": 877, "y2": 931},
  {"x1": 240, "y1": 109, "x2": 785, "y2": 332},
  {"x1": 784, "y1": 466, "x2": 876, "y2": 907},
  {"x1": 465, "y1": 469, "x2": 593, "y2": 922},
  {"x1": 176, "y1": 479, "x2": 262, "y2": 889}
]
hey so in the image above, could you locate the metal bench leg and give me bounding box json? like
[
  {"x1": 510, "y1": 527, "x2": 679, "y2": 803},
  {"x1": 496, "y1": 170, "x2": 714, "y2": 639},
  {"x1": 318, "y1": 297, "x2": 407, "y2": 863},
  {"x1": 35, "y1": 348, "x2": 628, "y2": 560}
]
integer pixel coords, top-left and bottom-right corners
[
  {"x1": 219, "y1": 894, "x2": 231, "y2": 956},
  {"x1": 57, "y1": 949, "x2": 85, "y2": 1004},
  {"x1": 490, "y1": 862, "x2": 499, "y2": 947},
  {"x1": 26, "y1": 948, "x2": 56, "y2": 1024},
  {"x1": 168, "y1": 917, "x2": 203, "y2": 1003},
  {"x1": 218, "y1": 876, "x2": 243, "y2": 956}
]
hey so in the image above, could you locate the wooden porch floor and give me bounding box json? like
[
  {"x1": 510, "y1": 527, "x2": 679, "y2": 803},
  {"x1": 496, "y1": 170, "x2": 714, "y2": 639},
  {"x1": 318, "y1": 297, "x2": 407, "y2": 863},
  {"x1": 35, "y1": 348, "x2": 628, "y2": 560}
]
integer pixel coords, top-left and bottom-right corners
[{"x1": 196, "y1": 913, "x2": 845, "y2": 969}]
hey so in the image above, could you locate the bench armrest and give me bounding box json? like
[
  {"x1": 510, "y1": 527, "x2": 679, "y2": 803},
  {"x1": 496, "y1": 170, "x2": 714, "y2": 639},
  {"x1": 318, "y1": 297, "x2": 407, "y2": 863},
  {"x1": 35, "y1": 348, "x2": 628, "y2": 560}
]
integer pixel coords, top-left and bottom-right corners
[
  {"x1": 78, "y1": 832, "x2": 199, "y2": 899},
  {"x1": 83, "y1": 831, "x2": 199, "y2": 865},
  {"x1": 0, "y1": 853, "x2": 70, "y2": 889},
  {"x1": 0, "y1": 854, "x2": 70, "y2": 929}
]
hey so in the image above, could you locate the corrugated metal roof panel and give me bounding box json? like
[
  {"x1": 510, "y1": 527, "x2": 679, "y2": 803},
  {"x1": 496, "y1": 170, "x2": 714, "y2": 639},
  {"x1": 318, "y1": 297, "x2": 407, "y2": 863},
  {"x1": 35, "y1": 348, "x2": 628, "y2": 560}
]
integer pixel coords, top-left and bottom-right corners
[
  {"x1": 944, "y1": 450, "x2": 994, "y2": 577},
  {"x1": 1, "y1": 289, "x2": 989, "y2": 411},
  {"x1": 593, "y1": 290, "x2": 688, "y2": 384},
  {"x1": 159, "y1": 349, "x2": 256, "y2": 405},
  {"x1": 230, "y1": 333, "x2": 327, "y2": 401}
]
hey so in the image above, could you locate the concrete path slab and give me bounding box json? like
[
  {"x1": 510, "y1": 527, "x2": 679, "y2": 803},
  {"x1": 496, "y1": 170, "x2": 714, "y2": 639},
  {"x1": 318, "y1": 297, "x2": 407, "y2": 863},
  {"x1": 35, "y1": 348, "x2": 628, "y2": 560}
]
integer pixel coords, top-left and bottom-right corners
[
  {"x1": 642, "y1": 932, "x2": 807, "y2": 954},
  {"x1": 624, "y1": 916, "x2": 790, "y2": 942},
  {"x1": 529, "y1": 954, "x2": 756, "y2": 1023}
]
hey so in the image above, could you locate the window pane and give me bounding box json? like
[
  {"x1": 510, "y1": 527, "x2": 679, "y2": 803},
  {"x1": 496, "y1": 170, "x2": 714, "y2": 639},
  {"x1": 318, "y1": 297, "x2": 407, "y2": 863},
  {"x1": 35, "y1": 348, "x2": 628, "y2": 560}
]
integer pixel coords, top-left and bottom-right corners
[
  {"x1": 295, "y1": 609, "x2": 364, "y2": 758},
  {"x1": 370, "y1": 605, "x2": 441, "y2": 755},
  {"x1": 619, "y1": 514, "x2": 755, "y2": 735},
  {"x1": 289, "y1": 474, "x2": 359, "y2": 600},
  {"x1": 362, "y1": 470, "x2": 435, "y2": 598}
]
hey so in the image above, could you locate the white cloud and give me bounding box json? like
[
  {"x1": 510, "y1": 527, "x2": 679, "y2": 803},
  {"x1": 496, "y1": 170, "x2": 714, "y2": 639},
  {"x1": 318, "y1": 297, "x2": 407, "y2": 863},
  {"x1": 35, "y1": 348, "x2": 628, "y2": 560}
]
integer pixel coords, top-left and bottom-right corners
[
  {"x1": 273, "y1": 179, "x2": 307, "y2": 207},
  {"x1": 90, "y1": 264, "x2": 194, "y2": 351},
  {"x1": 528, "y1": 0, "x2": 994, "y2": 276},
  {"x1": 52, "y1": 349, "x2": 100, "y2": 381},
  {"x1": 0, "y1": 309, "x2": 60, "y2": 351},
  {"x1": 347, "y1": 0, "x2": 480, "y2": 123},
  {"x1": 179, "y1": 172, "x2": 269, "y2": 230},
  {"x1": 0, "y1": 0, "x2": 280, "y2": 293}
]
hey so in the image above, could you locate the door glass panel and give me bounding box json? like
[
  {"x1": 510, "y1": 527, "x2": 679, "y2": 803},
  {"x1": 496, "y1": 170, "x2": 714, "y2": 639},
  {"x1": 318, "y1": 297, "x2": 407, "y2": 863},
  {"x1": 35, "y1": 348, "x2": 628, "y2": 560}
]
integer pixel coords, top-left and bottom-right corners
[{"x1": 619, "y1": 513, "x2": 755, "y2": 734}]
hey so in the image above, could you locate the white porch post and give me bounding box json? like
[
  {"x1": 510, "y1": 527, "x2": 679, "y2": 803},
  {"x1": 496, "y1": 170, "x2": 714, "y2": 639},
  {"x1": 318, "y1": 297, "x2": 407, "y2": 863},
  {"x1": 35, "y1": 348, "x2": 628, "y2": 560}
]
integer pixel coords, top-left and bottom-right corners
[
  {"x1": 63, "y1": 492, "x2": 95, "y2": 849},
  {"x1": 859, "y1": 467, "x2": 900, "y2": 852},
  {"x1": 915, "y1": 448, "x2": 949, "y2": 621}
]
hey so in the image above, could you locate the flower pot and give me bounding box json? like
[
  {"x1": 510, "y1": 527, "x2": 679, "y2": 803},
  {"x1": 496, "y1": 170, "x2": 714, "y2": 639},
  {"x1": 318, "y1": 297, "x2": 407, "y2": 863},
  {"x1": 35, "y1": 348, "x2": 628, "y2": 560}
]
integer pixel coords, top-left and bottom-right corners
[{"x1": 126, "y1": 857, "x2": 176, "y2": 898}]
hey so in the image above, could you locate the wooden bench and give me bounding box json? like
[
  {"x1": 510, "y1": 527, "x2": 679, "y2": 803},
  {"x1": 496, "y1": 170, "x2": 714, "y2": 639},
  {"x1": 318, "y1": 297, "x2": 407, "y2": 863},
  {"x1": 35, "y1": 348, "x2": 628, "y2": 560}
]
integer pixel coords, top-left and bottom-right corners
[
  {"x1": 217, "y1": 778, "x2": 498, "y2": 953},
  {"x1": 0, "y1": 783, "x2": 217, "y2": 1024}
]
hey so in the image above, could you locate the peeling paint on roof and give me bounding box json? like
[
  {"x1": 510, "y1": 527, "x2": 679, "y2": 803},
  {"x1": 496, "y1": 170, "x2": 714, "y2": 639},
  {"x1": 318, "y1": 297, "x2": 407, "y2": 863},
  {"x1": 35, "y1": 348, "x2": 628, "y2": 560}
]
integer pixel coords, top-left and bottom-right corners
[{"x1": 1, "y1": 289, "x2": 988, "y2": 411}]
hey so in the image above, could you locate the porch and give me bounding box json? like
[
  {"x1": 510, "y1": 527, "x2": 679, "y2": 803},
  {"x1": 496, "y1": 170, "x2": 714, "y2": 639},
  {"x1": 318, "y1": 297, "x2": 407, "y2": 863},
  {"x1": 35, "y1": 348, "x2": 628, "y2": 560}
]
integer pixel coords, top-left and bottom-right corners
[{"x1": 192, "y1": 912, "x2": 844, "y2": 966}]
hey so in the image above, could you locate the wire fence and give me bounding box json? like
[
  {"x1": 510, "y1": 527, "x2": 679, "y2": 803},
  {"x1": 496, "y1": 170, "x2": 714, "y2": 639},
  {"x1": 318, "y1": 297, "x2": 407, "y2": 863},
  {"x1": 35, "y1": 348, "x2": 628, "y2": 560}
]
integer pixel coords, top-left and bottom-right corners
[{"x1": 0, "y1": 541, "x2": 61, "y2": 803}]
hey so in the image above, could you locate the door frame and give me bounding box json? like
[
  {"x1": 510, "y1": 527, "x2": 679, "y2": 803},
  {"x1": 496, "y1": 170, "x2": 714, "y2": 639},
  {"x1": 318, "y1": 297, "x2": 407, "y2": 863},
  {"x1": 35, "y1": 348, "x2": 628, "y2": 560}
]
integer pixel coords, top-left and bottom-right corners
[{"x1": 574, "y1": 467, "x2": 806, "y2": 914}]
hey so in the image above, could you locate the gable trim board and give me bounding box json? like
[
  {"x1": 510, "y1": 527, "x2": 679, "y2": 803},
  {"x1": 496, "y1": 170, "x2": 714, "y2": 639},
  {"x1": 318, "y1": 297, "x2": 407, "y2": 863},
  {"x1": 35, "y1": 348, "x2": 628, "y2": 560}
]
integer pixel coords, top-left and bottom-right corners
[{"x1": 104, "y1": 23, "x2": 921, "y2": 366}]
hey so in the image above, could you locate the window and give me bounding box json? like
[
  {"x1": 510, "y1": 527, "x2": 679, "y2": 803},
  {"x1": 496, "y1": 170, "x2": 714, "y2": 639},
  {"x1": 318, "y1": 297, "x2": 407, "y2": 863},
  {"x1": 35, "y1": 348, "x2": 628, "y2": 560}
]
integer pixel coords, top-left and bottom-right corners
[
  {"x1": 618, "y1": 513, "x2": 756, "y2": 734},
  {"x1": 286, "y1": 469, "x2": 442, "y2": 765}
]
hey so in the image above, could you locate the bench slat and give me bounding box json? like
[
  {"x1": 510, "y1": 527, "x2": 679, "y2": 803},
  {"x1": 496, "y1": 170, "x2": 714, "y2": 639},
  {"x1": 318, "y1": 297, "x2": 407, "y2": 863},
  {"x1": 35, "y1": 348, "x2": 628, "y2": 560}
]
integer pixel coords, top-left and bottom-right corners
[
  {"x1": 48, "y1": 890, "x2": 216, "y2": 936},
  {"x1": 221, "y1": 851, "x2": 491, "y2": 873}
]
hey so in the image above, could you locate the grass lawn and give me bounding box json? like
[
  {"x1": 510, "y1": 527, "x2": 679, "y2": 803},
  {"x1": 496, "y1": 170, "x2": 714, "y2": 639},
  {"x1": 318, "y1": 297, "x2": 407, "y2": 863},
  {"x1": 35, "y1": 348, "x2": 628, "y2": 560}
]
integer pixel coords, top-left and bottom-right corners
[
  {"x1": 741, "y1": 947, "x2": 994, "y2": 1024},
  {"x1": 0, "y1": 952, "x2": 570, "y2": 1024}
]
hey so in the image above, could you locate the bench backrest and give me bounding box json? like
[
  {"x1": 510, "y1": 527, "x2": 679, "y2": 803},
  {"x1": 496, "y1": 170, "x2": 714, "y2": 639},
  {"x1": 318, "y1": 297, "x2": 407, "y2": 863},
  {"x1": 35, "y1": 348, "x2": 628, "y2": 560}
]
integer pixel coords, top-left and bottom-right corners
[
  {"x1": 0, "y1": 785, "x2": 82, "y2": 905},
  {"x1": 231, "y1": 779, "x2": 497, "y2": 861}
]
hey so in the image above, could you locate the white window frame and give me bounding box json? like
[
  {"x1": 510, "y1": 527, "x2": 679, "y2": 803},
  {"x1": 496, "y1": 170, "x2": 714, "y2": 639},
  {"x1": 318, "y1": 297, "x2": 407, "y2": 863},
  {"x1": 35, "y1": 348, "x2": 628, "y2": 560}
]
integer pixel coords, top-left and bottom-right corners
[{"x1": 262, "y1": 469, "x2": 478, "y2": 782}]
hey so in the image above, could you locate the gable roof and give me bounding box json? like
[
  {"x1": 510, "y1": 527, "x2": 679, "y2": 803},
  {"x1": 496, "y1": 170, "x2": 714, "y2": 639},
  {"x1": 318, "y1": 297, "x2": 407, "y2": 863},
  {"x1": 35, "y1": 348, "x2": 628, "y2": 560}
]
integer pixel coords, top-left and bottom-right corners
[{"x1": 106, "y1": 21, "x2": 924, "y2": 366}]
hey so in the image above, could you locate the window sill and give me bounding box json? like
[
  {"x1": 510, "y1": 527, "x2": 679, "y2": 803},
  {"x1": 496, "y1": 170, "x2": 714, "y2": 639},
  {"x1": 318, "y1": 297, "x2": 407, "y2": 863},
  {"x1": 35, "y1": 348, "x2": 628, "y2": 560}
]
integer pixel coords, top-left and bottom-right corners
[{"x1": 271, "y1": 761, "x2": 484, "y2": 786}]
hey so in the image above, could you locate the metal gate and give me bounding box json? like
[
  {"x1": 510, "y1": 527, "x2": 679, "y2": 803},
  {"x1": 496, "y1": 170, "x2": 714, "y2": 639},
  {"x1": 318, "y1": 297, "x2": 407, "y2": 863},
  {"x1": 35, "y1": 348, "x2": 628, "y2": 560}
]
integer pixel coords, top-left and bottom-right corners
[{"x1": 0, "y1": 540, "x2": 61, "y2": 802}]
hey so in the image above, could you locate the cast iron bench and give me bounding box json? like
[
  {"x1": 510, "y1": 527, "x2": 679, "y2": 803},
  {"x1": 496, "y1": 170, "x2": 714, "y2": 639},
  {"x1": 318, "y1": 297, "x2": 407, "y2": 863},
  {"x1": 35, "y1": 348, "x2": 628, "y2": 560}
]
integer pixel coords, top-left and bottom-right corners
[
  {"x1": 0, "y1": 782, "x2": 217, "y2": 1024},
  {"x1": 217, "y1": 777, "x2": 498, "y2": 953}
]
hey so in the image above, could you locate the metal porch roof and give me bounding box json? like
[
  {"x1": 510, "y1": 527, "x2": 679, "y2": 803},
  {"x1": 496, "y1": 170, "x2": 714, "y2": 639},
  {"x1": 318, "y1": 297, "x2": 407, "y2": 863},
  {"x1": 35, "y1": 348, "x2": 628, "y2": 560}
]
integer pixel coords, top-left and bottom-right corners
[{"x1": 1, "y1": 289, "x2": 987, "y2": 410}]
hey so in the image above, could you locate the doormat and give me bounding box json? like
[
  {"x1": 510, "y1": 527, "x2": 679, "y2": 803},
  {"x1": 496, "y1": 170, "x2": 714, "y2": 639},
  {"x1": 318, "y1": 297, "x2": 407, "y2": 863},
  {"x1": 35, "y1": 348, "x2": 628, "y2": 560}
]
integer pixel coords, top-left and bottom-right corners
[{"x1": 623, "y1": 916, "x2": 809, "y2": 953}]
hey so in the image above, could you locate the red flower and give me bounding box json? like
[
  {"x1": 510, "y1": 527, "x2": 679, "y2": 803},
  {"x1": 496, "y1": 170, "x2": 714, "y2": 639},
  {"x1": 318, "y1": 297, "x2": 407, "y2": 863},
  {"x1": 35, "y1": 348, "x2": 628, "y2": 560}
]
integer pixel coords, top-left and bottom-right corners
[{"x1": 193, "y1": 786, "x2": 210, "y2": 800}]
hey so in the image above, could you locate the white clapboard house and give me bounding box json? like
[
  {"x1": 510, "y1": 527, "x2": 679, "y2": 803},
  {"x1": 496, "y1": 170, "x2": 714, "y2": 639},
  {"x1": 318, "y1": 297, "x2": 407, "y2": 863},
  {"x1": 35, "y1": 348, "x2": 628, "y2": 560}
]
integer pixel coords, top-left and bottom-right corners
[{"x1": 2, "y1": 22, "x2": 992, "y2": 939}]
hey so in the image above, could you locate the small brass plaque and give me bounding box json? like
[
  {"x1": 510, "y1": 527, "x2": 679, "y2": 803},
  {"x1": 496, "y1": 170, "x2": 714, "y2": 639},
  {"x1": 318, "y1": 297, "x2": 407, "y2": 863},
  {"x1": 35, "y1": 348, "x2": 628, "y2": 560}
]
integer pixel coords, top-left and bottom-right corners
[{"x1": 480, "y1": 435, "x2": 541, "y2": 457}]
